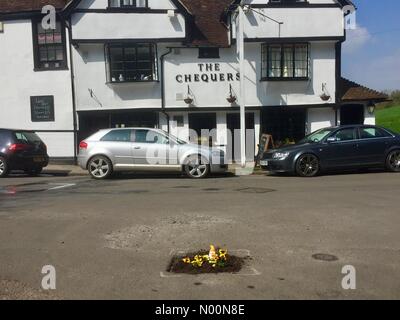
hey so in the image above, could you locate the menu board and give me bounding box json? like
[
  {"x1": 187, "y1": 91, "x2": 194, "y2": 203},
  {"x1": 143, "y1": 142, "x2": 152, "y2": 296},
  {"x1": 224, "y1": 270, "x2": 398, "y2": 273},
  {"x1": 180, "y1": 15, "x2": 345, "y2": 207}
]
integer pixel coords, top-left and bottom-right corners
[{"x1": 30, "y1": 96, "x2": 55, "y2": 122}]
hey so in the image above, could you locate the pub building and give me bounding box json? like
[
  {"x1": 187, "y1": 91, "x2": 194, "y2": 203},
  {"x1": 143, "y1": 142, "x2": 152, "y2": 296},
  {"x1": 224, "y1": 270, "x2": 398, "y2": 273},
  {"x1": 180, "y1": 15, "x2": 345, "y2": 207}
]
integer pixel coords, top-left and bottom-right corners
[{"x1": 0, "y1": 0, "x2": 388, "y2": 161}]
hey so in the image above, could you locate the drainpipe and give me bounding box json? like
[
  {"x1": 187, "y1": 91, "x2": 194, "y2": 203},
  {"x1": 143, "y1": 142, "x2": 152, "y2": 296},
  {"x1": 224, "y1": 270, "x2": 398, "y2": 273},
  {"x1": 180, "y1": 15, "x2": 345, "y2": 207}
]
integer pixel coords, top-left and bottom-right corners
[
  {"x1": 66, "y1": 17, "x2": 78, "y2": 164},
  {"x1": 160, "y1": 48, "x2": 172, "y2": 133}
]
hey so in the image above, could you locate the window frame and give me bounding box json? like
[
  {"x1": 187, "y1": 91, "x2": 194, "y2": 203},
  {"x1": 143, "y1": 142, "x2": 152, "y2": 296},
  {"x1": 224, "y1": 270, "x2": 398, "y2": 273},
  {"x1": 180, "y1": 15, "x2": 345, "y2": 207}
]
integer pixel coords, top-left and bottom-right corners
[
  {"x1": 31, "y1": 18, "x2": 68, "y2": 72},
  {"x1": 198, "y1": 48, "x2": 220, "y2": 59},
  {"x1": 105, "y1": 43, "x2": 158, "y2": 83},
  {"x1": 261, "y1": 43, "x2": 310, "y2": 81},
  {"x1": 108, "y1": 0, "x2": 149, "y2": 9}
]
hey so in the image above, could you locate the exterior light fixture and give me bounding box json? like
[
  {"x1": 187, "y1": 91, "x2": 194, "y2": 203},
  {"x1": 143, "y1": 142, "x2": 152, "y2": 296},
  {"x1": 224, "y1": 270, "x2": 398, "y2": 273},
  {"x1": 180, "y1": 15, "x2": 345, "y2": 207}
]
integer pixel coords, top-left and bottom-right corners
[{"x1": 367, "y1": 101, "x2": 376, "y2": 115}]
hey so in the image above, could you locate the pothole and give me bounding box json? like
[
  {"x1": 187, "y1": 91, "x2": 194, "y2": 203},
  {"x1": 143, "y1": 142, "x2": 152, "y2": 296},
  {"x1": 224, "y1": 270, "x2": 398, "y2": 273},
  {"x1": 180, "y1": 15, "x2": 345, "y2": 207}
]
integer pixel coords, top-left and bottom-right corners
[
  {"x1": 312, "y1": 253, "x2": 339, "y2": 262},
  {"x1": 236, "y1": 187, "x2": 276, "y2": 194},
  {"x1": 167, "y1": 250, "x2": 246, "y2": 274}
]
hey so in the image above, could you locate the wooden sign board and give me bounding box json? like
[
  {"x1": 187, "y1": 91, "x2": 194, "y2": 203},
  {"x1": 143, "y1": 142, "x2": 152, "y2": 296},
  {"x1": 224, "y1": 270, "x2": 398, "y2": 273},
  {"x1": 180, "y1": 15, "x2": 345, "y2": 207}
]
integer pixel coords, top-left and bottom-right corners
[
  {"x1": 256, "y1": 134, "x2": 275, "y2": 161},
  {"x1": 31, "y1": 96, "x2": 55, "y2": 122}
]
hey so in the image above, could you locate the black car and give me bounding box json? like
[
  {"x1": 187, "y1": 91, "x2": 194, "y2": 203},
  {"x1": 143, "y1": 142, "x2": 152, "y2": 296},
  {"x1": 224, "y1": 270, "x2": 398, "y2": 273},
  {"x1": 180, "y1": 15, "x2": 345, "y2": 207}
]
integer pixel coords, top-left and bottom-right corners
[
  {"x1": 260, "y1": 125, "x2": 400, "y2": 177},
  {"x1": 0, "y1": 129, "x2": 49, "y2": 178}
]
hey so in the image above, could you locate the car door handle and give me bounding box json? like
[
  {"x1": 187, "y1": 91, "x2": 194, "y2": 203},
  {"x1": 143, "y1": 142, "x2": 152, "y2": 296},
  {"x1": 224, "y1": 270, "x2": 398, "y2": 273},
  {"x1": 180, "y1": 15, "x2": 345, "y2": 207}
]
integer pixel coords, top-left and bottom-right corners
[{"x1": 134, "y1": 147, "x2": 141, "y2": 150}]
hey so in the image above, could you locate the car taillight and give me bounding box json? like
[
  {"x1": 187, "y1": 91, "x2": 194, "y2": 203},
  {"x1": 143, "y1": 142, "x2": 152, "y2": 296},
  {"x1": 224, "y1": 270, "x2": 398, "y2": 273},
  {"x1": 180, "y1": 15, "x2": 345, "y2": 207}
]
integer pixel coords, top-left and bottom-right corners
[
  {"x1": 79, "y1": 141, "x2": 88, "y2": 149},
  {"x1": 8, "y1": 143, "x2": 30, "y2": 152}
]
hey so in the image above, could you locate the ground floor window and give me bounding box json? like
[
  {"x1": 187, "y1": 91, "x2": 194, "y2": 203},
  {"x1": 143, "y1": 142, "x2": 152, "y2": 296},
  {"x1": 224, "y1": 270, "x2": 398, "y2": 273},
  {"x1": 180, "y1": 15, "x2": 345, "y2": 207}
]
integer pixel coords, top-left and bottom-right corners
[
  {"x1": 78, "y1": 111, "x2": 158, "y2": 143},
  {"x1": 261, "y1": 108, "x2": 306, "y2": 146}
]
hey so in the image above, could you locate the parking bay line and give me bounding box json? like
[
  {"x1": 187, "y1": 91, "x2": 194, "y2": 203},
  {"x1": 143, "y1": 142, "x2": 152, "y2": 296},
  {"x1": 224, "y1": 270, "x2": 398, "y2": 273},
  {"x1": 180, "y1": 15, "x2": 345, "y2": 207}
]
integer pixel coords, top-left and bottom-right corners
[{"x1": 47, "y1": 183, "x2": 76, "y2": 191}]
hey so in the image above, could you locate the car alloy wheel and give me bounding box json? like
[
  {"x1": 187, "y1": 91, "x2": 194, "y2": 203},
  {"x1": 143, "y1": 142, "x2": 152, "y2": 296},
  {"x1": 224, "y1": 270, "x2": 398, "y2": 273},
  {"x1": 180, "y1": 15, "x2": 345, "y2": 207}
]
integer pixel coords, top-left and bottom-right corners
[
  {"x1": 296, "y1": 154, "x2": 320, "y2": 177},
  {"x1": 88, "y1": 156, "x2": 112, "y2": 179},
  {"x1": 185, "y1": 155, "x2": 209, "y2": 179},
  {"x1": 387, "y1": 150, "x2": 400, "y2": 172},
  {"x1": 0, "y1": 157, "x2": 9, "y2": 178}
]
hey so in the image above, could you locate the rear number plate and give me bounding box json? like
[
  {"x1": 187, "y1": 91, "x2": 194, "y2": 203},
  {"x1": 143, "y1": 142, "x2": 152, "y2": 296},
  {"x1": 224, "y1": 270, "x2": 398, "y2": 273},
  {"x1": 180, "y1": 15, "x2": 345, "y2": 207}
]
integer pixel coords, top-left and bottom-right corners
[
  {"x1": 33, "y1": 157, "x2": 44, "y2": 163},
  {"x1": 260, "y1": 160, "x2": 269, "y2": 166}
]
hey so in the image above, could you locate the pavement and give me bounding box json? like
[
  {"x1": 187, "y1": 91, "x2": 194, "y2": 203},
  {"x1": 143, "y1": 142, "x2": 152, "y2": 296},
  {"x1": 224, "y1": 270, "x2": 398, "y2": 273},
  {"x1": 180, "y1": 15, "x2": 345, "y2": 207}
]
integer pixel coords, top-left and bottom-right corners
[{"x1": 0, "y1": 169, "x2": 399, "y2": 299}]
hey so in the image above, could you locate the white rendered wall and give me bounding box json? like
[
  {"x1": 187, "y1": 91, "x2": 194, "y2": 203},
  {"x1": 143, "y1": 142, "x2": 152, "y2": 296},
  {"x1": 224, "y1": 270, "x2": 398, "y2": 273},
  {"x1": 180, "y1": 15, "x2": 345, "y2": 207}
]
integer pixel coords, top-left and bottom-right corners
[
  {"x1": 77, "y1": 0, "x2": 177, "y2": 10},
  {"x1": 0, "y1": 20, "x2": 74, "y2": 157},
  {"x1": 73, "y1": 41, "x2": 336, "y2": 112},
  {"x1": 232, "y1": 6, "x2": 344, "y2": 40},
  {"x1": 307, "y1": 107, "x2": 336, "y2": 133}
]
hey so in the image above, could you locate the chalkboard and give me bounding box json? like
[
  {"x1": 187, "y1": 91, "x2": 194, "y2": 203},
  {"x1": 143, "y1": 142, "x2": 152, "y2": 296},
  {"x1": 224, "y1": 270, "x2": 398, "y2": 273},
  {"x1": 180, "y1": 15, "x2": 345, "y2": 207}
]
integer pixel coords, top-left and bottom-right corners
[{"x1": 31, "y1": 96, "x2": 55, "y2": 122}]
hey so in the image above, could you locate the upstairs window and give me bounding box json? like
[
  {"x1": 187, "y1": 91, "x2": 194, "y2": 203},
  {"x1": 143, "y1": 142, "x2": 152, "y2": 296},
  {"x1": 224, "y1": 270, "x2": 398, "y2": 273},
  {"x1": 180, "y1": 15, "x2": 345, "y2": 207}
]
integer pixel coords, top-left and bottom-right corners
[
  {"x1": 105, "y1": 43, "x2": 158, "y2": 83},
  {"x1": 108, "y1": 0, "x2": 148, "y2": 8},
  {"x1": 269, "y1": 0, "x2": 308, "y2": 5},
  {"x1": 32, "y1": 21, "x2": 67, "y2": 71},
  {"x1": 199, "y1": 48, "x2": 220, "y2": 59},
  {"x1": 261, "y1": 43, "x2": 309, "y2": 80}
]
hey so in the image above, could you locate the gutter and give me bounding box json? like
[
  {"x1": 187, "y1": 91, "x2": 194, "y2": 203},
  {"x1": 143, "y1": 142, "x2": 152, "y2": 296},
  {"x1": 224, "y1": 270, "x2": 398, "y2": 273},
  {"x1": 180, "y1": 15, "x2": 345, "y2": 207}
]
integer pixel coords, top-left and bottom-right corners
[{"x1": 160, "y1": 48, "x2": 173, "y2": 133}]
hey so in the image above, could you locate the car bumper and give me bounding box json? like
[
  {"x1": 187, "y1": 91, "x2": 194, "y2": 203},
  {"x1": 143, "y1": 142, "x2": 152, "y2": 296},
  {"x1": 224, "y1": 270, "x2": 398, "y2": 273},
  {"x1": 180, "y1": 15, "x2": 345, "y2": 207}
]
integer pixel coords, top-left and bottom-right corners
[
  {"x1": 78, "y1": 155, "x2": 89, "y2": 170},
  {"x1": 260, "y1": 159, "x2": 293, "y2": 173},
  {"x1": 9, "y1": 154, "x2": 49, "y2": 169},
  {"x1": 210, "y1": 163, "x2": 228, "y2": 173}
]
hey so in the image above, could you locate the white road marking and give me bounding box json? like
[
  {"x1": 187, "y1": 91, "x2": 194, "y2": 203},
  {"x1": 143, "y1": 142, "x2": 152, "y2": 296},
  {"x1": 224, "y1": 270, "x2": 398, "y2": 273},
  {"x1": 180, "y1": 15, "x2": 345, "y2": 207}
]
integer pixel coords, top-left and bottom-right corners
[{"x1": 47, "y1": 183, "x2": 76, "y2": 191}]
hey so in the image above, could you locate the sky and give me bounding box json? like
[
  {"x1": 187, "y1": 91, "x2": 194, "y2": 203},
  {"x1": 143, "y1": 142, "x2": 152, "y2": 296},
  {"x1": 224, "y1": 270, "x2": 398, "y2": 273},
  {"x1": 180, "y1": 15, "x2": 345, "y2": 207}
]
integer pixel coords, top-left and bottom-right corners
[{"x1": 342, "y1": 0, "x2": 400, "y2": 91}]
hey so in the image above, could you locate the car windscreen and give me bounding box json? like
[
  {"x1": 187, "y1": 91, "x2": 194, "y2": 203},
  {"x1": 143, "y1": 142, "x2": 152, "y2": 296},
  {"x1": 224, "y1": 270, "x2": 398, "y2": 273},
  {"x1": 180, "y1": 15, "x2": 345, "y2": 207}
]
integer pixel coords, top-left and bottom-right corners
[
  {"x1": 298, "y1": 128, "x2": 336, "y2": 144},
  {"x1": 13, "y1": 131, "x2": 43, "y2": 144}
]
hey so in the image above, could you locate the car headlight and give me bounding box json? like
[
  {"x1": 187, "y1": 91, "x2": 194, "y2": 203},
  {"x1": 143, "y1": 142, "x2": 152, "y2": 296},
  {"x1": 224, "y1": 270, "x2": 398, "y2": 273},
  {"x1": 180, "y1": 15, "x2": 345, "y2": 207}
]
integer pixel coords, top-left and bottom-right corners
[{"x1": 272, "y1": 152, "x2": 290, "y2": 160}]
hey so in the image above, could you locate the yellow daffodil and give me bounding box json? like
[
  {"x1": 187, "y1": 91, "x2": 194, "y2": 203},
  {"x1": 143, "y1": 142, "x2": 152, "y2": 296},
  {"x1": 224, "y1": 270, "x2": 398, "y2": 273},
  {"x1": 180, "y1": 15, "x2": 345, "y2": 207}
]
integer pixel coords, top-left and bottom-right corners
[
  {"x1": 182, "y1": 257, "x2": 191, "y2": 264},
  {"x1": 219, "y1": 249, "x2": 227, "y2": 260}
]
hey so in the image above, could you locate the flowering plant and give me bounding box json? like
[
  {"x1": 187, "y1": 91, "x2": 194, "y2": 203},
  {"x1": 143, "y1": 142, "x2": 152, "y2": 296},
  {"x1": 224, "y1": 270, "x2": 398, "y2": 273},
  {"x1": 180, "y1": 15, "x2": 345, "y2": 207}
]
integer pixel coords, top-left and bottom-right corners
[{"x1": 182, "y1": 245, "x2": 228, "y2": 268}]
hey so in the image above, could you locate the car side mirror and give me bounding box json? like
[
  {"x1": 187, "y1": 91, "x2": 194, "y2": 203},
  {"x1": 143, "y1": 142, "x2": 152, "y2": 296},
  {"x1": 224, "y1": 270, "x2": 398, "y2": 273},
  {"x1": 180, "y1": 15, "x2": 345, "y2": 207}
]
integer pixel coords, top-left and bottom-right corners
[{"x1": 326, "y1": 137, "x2": 337, "y2": 143}]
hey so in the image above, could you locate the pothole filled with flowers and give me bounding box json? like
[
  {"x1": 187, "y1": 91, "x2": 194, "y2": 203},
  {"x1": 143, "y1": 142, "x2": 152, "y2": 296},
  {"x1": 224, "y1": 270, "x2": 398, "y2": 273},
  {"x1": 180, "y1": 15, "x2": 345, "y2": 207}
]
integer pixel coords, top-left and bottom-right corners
[{"x1": 167, "y1": 245, "x2": 247, "y2": 274}]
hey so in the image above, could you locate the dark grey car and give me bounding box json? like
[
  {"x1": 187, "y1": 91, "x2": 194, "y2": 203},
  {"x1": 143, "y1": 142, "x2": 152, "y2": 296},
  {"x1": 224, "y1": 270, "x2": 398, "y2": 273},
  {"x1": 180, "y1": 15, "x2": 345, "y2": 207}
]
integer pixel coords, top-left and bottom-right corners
[{"x1": 260, "y1": 125, "x2": 400, "y2": 177}]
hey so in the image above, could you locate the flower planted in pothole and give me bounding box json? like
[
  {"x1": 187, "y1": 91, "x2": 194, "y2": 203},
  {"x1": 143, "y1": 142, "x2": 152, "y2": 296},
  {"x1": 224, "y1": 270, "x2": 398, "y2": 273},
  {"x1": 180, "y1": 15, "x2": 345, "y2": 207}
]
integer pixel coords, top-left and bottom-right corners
[{"x1": 168, "y1": 245, "x2": 245, "y2": 274}]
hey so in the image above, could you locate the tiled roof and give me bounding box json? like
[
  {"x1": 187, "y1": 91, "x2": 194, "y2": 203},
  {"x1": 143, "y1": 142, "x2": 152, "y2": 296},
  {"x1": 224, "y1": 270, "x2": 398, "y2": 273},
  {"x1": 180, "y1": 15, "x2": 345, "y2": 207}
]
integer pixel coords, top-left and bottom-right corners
[
  {"x1": 340, "y1": 78, "x2": 389, "y2": 102},
  {"x1": 0, "y1": 0, "x2": 68, "y2": 13},
  {"x1": 180, "y1": 0, "x2": 233, "y2": 47}
]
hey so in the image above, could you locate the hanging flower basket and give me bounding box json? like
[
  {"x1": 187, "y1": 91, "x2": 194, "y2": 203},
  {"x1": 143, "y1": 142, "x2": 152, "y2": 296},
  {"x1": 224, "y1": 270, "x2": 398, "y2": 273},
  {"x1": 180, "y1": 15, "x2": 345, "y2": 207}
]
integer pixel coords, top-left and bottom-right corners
[
  {"x1": 184, "y1": 97, "x2": 193, "y2": 105},
  {"x1": 320, "y1": 93, "x2": 331, "y2": 101},
  {"x1": 227, "y1": 95, "x2": 237, "y2": 104}
]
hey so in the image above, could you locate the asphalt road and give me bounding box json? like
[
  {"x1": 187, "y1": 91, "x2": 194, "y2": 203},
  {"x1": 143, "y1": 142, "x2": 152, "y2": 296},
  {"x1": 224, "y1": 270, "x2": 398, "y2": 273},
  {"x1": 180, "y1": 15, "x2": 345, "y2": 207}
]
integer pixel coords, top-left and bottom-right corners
[{"x1": 0, "y1": 170, "x2": 399, "y2": 300}]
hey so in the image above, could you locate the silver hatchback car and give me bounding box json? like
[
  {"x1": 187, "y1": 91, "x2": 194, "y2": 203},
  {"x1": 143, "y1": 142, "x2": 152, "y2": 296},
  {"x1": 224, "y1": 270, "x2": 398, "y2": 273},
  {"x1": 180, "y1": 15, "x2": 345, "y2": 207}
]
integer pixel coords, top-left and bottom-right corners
[{"x1": 78, "y1": 128, "x2": 228, "y2": 179}]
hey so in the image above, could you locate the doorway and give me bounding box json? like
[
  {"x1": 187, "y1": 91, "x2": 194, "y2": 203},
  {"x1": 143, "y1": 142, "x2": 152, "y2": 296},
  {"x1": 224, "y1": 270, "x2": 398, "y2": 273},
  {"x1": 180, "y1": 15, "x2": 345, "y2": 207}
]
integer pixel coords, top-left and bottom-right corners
[
  {"x1": 340, "y1": 104, "x2": 365, "y2": 125},
  {"x1": 188, "y1": 113, "x2": 217, "y2": 146},
  {"x1": 226, "y1": 113, "x2": 255, "y2": 162}
]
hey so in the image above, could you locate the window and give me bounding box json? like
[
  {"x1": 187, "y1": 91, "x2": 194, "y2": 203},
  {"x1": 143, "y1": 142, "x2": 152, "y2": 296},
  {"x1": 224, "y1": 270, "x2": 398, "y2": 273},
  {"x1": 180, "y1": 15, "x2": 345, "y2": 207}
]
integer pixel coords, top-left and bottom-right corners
[
  {"x1": 199, "y1": 48, "x2": 220, "y2": 59},
  {"x1": 32, "y1": 21, "x2": 67, "y2": 70},
  {"x1": 359, "y1": 127, "x2": 391, "y2": 139},
  {"x1": 173, "y1": 116, "x2": 184, "y2": 128},
  {"x1": 101, "y1": 130, "x2": 132, "y2": 142},
  {"x1": 108, "y1": 0, "x2": 148, "y2": 8},
  {"x1": 134, "y1": 130, "x2": 169, "y2": 144},
  {"x1": 14, "y1": 132, "x2": 42, "y2": 144},
  {"x1": 106, "y1": 44, "x2": 158, "y2": 83},
  {"x1": 261, "y1": 43, "x2": 309, "y2": 80},
  {"x1": 332, "y1": 128, "x2": 356, "y2": 142}
]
